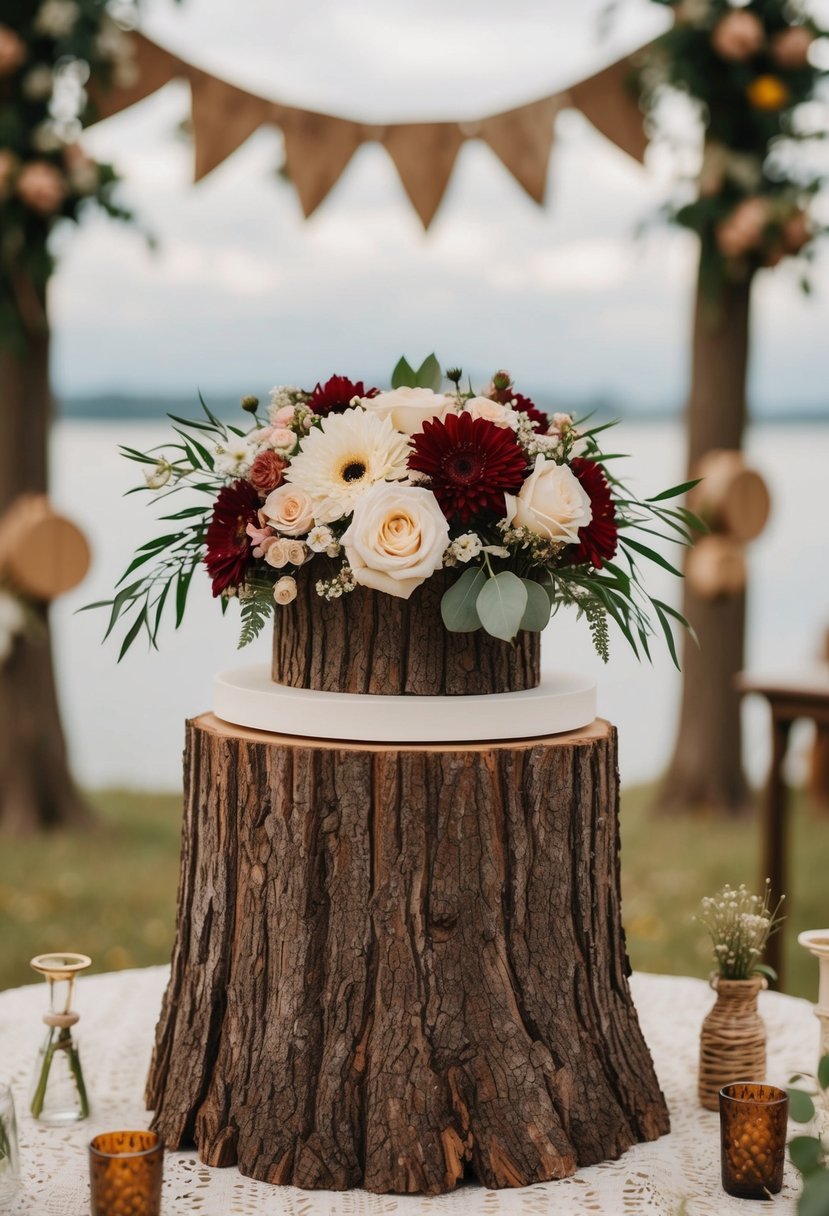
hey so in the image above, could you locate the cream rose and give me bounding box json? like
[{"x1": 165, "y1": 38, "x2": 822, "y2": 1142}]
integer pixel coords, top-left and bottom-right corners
[
  {"x1": 261, "y1": 485, "x2": 315, "y2": 536},
  {"x1": 341, "y1": 482, "x2": 450, "y2": 599},
  {"x1": 273, "y1": 576, "x2": 298, "y2": 605},
  {"x1": 463, "y1": 396, "x2": 517, "y2": 429},
  {"x1": 359, "y1": 387, "x2": 454, "y2": 436},
  {"x1": 505, "y1": 455, "x2": 592, "y2": 544}
]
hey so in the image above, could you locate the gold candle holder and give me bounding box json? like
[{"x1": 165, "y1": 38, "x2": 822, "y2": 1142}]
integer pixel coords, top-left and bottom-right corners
[
  {"x1": 89, "y1": 1130, "x2": 163, "y2": 1216},
  {"x1": 719, "y1": 1082, "x2": 789, "y2": 1198},
  {"x1": 29, "y1": 952, "x2": 91, "y2": 1124}
]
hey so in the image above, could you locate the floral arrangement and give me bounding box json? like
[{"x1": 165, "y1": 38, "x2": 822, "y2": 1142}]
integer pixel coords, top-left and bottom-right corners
[
  {"x1": 638, "y1": 0, "x2": 827, "y2": 294},
  {"x1": 698, "y1": 880, "x2": 784, "y2": 980},
  {"x1": 0, "y1": 0, "x2": 137, "y2": 346},
  {"x1": 788, "y1": 1056, "x2": 829, "y2": 1215},
  {"x1": 96, "y1": 356, "x2": 701, "y2": 661}
]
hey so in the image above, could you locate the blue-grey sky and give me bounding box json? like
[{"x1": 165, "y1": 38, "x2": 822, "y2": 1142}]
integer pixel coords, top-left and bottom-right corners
[{"x1": 53, "y1": 0, "x2": 829, "y2": 412}]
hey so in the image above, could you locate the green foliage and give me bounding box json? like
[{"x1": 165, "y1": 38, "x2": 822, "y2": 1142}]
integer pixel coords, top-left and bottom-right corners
[
  {"x1": 0, "y1": 1, "x2": 140, "y2": 346},
  {"x1": 440, "y1": 565, "x2": 486, "y2": 632},
  {"x1": 637, "y1": 0, "x2": 828, "y2": 293},
  {"x1": 237, "y1": 589, "x2": 274, "y2": 649},
  {"x1": 391, "y1": 353, "x2": 443, "y2": 391},
  {"x1": 475, "y1": 570, "x2": 528, "y2": 642},
  {"x1": 788, "y1": 1057, "x2": 829, "y2": 1216}
]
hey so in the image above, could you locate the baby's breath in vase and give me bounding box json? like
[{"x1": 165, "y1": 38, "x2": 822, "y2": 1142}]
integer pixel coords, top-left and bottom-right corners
[{"x1": 697, "y1": 882, "x2": 784, "y2": 1111}]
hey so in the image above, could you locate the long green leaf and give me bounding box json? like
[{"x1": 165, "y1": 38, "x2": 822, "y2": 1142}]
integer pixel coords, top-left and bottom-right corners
[
  {"x1": 621, "y1": 537, "x2": 683, "y2": 578},
  {"x1": 646, "y1": 479, "x2": 700, "y2": 503}
]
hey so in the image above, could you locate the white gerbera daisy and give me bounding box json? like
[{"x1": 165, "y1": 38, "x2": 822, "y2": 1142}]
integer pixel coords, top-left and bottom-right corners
[{"x1": 285, "y1": 408, "x2": 410, "y2": 523}]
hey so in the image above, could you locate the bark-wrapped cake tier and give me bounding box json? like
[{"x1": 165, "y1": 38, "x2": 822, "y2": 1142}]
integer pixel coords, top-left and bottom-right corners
[
  {"x1": 146, "y1": 714, "x2": 669, "y2": 1194},
  {"x1": 272, "y1": 565, "x2": 540, "y2": 695}
]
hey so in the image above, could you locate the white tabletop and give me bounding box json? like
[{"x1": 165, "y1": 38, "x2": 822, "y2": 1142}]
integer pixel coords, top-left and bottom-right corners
[{"x1": 0, "y1": 966, "x2": 819, "y2": 1215}]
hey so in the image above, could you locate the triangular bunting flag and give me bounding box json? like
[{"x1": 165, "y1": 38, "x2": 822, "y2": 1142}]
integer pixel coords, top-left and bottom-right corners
[
  {"x1": 567, "y1": 55, "x2": 648, "y2": 164},
  {"x1": 86, "y1": 31, "x2": 183, "y2": 121},
  {"x1": 279, "y1": 109, "x2": 363, "y2": 217},
  {"x1": 479, "y1": 96, "x2": 560, "y2": 204},
  {"x1": 190, "y1": 72, "x2": 273, "y2": 181},
  {"x1": 381, "y1": 123, "x2": 464, "y2": 229}
]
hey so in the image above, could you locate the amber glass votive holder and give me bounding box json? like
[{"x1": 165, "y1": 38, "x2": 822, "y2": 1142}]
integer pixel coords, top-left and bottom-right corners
[
  {"x1": 719, "y1": 1082, "x2": 789, "y2": 1199},
  {"x1": 89, "y1": 1130, "x2": 163, "y2": 1216}
]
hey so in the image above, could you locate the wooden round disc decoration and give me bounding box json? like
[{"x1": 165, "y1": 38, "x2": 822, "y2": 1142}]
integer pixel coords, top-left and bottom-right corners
[
  {"x1": 686, "y1": 535, "x2": 746, "y2": 601},
  {"x1": 0, "y1": 495, "x2": 91, "y2": 600},
  {"x1": 691, "y1": 450, "x2": 771, "y2": 542}
]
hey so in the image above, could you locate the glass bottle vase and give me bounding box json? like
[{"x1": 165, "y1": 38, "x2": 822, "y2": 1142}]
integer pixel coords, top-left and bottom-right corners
[{"x1": 29, "y1": 953, "x2": 91, "y2": 1125}]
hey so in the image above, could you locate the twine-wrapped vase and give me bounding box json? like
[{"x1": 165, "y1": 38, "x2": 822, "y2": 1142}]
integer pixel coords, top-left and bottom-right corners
[{"x1": 698, "y1": 975, "x2": 767, "y2": 1111}]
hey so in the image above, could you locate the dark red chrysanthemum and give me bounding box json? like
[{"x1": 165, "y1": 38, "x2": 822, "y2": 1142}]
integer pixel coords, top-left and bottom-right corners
[
  {"x1": 204, "y1": 478, "x2": 261, "y2": 595},
  {"x1": 309, "y1": 375, "x2": 378, "y2": 417},
  {"x1": 489, "y1": 372, "x2": 548, "y2": 431},
  {"x1": 566, "y1": 457, "x2": 618, "y2": 569},
  {"x1": 409, "y1": 412, "x2": 528, "y2": 524}
]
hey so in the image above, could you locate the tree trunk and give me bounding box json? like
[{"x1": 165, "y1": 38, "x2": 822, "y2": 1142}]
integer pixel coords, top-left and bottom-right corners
[
  {"x1": 660, "y1": 259, "x2": 754, "y2": 814},
  {"x1": 0, "y1": 308, "x2": 91, "y2": 833},
  {"x1": 273, "y1": 564, "x2": 540, "y2": 695},
  {"x1": 146, "y1": 713, "x2": 669, "y2": 1195}
]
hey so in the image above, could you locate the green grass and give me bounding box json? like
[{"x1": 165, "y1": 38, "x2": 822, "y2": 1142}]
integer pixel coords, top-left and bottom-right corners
[{"x1": 0, "y1": 785, "x2": 827, "y2": 998}]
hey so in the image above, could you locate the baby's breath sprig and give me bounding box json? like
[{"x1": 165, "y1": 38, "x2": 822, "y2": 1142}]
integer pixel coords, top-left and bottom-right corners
[{"x1": 697, "y1": 880, "x2": 785, "y2": 981}]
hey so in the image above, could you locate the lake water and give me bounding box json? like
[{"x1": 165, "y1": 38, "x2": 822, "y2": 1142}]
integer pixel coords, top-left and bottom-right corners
[{"x1": 49, "y1": 419, "x2": 829, "y2": 792}]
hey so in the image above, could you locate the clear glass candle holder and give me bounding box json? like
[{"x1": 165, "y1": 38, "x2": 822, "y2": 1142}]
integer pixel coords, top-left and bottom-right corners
[
  {"x1": 89, "y1": 1130, "x2": 163, "y2": 1216},
  {"x1": 29, "y1": 952, "x2": 91, "y2": 1124},
  {"x1": 719, "y1": 1082, "x2": 789, "y2": 1199}
]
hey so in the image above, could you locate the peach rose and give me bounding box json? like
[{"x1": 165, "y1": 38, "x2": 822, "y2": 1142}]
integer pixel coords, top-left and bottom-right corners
[
  {"x1": 505, "y1": 455, "x2": 592, "y2": 544},
  {"x1": 261, "y1": 485, "x2": 315, "y2": 536},
  {"x1": 273, "y1": 576, "x2": 297, "y2": 605},
  {"x1": 341, "y1": 482, "x2": 450, "y2": 599},
  {"x1": 0, "y1": 26, "x2": 26, "y2": 77},
  {"x1": 360, "y1": 387, "x2": 454, "y2": 436},
  {"x1": 781, "y1": 210, "x2": 811, "y2": 254},
  {"x1": 715, "y1": 197, "x2": 769, "y2": 259},
  {"x1": 263, "y1": 538, "x2": 291, "y2": 569},
  {"x1": 463, "y1": 396, "x2": 517, "y2": 429},
  {"x1": 16, "y1": 161, "x2": 66, "y2": 215},
  {"x1": 771, "y1": 26, "x2": 813, "y2": 70},
  {"x1": 711, "y1": 10, "x2": 765, "y2": 62}
]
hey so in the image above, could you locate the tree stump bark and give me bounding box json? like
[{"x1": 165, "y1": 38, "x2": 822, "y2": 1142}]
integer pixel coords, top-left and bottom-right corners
[
  {"x1": 273, "y1": 564, "x2": 540, "y2": 695},
  {"x1": 146, "y1": 713, "x2": 669, "y2": 1194}
]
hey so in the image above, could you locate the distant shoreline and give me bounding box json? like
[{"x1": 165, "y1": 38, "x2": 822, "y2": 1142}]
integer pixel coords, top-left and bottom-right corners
[{"x1": 58, "y1": 393, "x2": 828, "y2": 425}]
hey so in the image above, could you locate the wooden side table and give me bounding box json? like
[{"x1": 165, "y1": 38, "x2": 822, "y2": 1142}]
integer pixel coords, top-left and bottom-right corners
[{"x1": 737, "y1": 668, "x2": 829, "y2": 985}]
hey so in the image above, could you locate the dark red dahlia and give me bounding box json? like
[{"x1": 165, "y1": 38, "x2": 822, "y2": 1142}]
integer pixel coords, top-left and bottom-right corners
[
  {"x1": 566, "y1": 457, "x2": 618, "y2": 569},
  {"x1": 489, "y1": 371, "x2": 547, "y2": 431},
  {"x1": 309, "y1": 375, "x2": 378, "y2": 417},
  {"x1": 204, "y1": 478, "x2": 261, "y2": 595},
  {"x1": 409, "y1": 412, "x2": 527, "y2": 524}
]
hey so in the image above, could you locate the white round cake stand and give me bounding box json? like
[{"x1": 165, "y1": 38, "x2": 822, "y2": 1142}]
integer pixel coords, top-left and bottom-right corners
[{"x1": 213, "y1": 664, "x2": 597, "y2": 743}]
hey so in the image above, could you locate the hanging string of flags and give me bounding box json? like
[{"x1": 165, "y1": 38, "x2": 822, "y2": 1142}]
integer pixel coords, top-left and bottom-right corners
[{"x1": 89, "y1": 32, "x2": 649, "y2": 228}]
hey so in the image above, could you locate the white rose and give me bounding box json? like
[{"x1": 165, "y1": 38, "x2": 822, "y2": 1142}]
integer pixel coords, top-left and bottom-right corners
[
  {"x1": 273, "y1": 576, "x2": 298, "y2": 605},
  {"x1": 261, "y1": 485, "x2": 315, "y2": 536},
  {"x1": 505, "y1": 455, "x2": 592, "y2": 544},
  {"x1": 359, "y1": 387, "x2": 454, "y2": 436},
  {"x1": 341, "y1": 483, "x2": 450, "y2": 599},
  {"x1": 463, "y1": 396, "x2": 517, "y2": 430}
]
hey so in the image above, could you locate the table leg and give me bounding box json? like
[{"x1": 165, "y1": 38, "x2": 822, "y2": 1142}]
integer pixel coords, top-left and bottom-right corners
[{"x1": 761, "y1": 713, "x2": 793, "y2": 987}]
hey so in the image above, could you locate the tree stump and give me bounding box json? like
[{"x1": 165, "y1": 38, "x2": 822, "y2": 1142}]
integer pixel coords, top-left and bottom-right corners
[
  {"x1": 272, "y1": 565, "x2": 540, "y2": 696},
  {"x1": 146, "y1": 714, "x2": 669, "y2": 1194}
]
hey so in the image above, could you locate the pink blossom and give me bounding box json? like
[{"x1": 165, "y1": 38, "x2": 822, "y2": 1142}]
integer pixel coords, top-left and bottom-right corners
[
  {"x1": 0, "y1": 26, "x2": 26, "y2": 76},
  {"x1": 246, "y1": 519, "x2": 275, "y2": 558},
  {"x1": 274, "y1": 405, "x2": 295, "y2": 426},
  {"x1": 16, "y1": 160, "x2": 66, "y2": 215},
  {"x1": 771, "y1": 26, "x2": 813, "y2": 69},
  {"x1": 711, "y1": 10, "x2": 765, "y2": 62}
]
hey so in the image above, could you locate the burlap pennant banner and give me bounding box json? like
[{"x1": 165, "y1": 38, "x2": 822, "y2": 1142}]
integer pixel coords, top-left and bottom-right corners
[
  {"x1": 278, "y1": 108, "x2": 364, "y2": 217},
  {"x1": 567, "y1": 54, "x2": 648, "y2": 164},
  {"x1": 380, "y1": 123, "x2": 464, "y2": 228},
  {"x1": 190, "y1": 72, "x2": 273, "y2": 181},
  {"x1": 478, "y1": 95, "x2": 563, "y2": 205},
  {"x1": 86, "y1": 31, "x2": 185, "y2": 121},
  {"x1": 88, "y1": 34, "x2": 649, "y2": 223}
]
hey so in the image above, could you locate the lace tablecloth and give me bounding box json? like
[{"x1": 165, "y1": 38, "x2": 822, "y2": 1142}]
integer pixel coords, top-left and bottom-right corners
[{"x1": 0, "y1": 967, "x2": 817, "y2": 1215}]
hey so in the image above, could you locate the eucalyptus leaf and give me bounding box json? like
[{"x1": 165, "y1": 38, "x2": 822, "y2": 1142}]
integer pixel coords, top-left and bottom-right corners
[
  {"x1": 520, "y1": 579, "x2": 552, "y2": 632},
  {"x1": 391, "y1": 356, "x2": 417, "y2": 389},
  {"x1": 788, "y1": 1088, "x2": 816, "y2": 1124},
  {"x1": 476, "y1": 571, "x2": 527, "y2": 642},
  {"x1": 416, "y1": 353, "x2": 442, "y2": 391},
  {"x1": 441, "y1": 566, "x2": 486, "y2": 633},
  {"x1": 818, "y1": 1054, "x2": 829, "y2": 1092},
  {"x1": 789, "y1": 1135, "x2": 824, "y2": 1176},
  {"x1": 799, "y1": 1171, "x2": 829, "y2": 1216}
]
